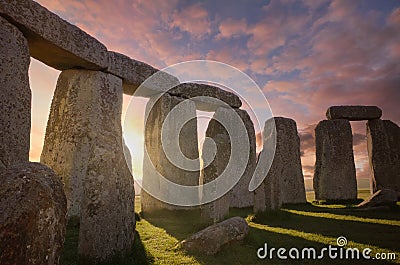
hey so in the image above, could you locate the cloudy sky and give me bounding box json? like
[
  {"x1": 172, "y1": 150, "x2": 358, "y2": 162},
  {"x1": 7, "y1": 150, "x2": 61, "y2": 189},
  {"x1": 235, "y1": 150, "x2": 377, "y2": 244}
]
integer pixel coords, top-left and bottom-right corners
[{"x1": 29, "y1": 0, "x2": 400, "y2": 188}]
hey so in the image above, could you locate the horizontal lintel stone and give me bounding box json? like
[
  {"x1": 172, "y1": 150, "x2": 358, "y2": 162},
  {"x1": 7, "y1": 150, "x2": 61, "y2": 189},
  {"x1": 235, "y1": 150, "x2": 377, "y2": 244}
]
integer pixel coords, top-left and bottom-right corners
[
  {"x1": 168, "y1": 83, "x2": 242, "y2": 111},
  {"x1": 326, "y1": 105, "x2": 382, "y2": 121},
  {"x1": 0, "y1": 0, "x2": 108, "y2": 70}
]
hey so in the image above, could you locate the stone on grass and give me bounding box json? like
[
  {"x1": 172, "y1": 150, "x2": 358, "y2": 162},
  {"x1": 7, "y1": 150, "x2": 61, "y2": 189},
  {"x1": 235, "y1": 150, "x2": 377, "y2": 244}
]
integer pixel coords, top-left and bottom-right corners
[
  {"x1": 180, "y1": 217, "x2": 249, "y2": 255},
  {"x1": 0, "y1": 162, "x2": 67, "y2": 265},
  {"x1": 357, "y1": 189, "x2": 398, "y2": 208},
  {"x1": 0, "y1": 16, "x2": 31, "y2": 168}
]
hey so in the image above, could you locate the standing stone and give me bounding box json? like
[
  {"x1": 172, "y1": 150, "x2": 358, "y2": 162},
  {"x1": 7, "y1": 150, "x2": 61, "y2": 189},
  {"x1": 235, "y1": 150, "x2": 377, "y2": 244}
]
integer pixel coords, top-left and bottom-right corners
[
  {"x1": 253, "y1": 118, "x2": 282, "y2": 212},
  {"x1": 230, "y1": 110, "x2": 256, "y2": 208},
  {"x1": 141, "y1": 93, "x2": 200, "y2": 214},
  {"x1": 313, "y1": 119, "x2": 357, "y2": 200},
  {"x1": 0, "y1": 16, "x2": 31, "y2": 168},
  {"x1": 367, "y1": 119, "x2": 400, "y2": 199},
  {"x1": 326, "y1": 105, "x2": 382, "y2": 121},
  {"x1": 200, "y1": 107, "x2": 250, "y2": 222},
  {"x1": 40, "y1": 70, "x2": 135, "y2": 261},
  {"x1": 274, "y1": 117, "x2": 306, "y2": 204},
  {"x1": 0, "y1": 162, "x2": 67, "y2": 265},
  {"x1": 201, "y1": 131, "x2": 231, "y2": 224}
]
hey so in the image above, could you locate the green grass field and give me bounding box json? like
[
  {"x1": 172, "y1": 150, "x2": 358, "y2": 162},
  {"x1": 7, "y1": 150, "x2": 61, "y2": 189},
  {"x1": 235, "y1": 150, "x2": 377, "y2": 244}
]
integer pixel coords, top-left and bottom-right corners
[{"x1": 61, "y1": 190, "x2": 400, "y2": 265}]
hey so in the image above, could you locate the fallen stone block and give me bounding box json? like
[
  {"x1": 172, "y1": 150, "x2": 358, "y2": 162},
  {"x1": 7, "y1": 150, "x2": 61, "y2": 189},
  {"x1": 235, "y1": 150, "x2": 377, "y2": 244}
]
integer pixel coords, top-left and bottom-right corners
[
  {"x1": 180, "y1": 217, "x2": 249, "y2": 255},
  {"x1": 357, "y1": 189, "x2": 398, "y2": 208},
  {"x1": 0, "y1": 162, "x2": 67, "y2": 265}
]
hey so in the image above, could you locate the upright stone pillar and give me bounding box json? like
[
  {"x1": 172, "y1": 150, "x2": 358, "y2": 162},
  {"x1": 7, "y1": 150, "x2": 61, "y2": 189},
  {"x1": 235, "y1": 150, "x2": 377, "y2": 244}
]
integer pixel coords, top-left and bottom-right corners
[
  {"x1": 230, "y1": 110, "x2": 257, "y2": 208},
  {"x1": 141, "y1": 93, "x2": 200, "y2": 214},
  {"x1": 274, "y1": 117, "x2": 306, "y2": 204},
  {"x1": 313, "y1": 119, "x2": 357, "y2": 200},
  {"x1": 200, "y1": 107, "x2": 250, "y2": 222},
  {"x1": 367, "y1": 119, "x2": 400, "y2": 199},
  {"x1": 41, "y1": 70, "x2": 135, "y2": 261},
  {"x1": 0, "y1": 17, "x2": 31, "y2": 169},
  {"x1": 253, "y1": 118, "x2": 282, "y2": 212},
  {"x1": 201, "y1": 110, "x2": 231, "y2": 223}
]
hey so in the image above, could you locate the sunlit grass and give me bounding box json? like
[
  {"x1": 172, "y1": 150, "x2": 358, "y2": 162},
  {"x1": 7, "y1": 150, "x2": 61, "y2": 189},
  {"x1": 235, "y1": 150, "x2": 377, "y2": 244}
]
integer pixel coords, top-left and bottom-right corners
[
  {"x1": 283, "y1": 209, "x2": 400, "y2": 226},
  {"x1": 61, "y1": 192, "x2": 400, "y2": 264}
]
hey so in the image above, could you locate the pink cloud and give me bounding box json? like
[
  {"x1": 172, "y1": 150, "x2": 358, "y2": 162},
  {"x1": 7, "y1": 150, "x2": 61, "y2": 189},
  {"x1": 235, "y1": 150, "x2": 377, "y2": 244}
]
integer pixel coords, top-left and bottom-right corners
[
  {"x1": 170, "y1": 3, "x2": 211, "y2": 39},
  {"x1": 216, "y1": 18, "x2": 248, "y2": 39}
]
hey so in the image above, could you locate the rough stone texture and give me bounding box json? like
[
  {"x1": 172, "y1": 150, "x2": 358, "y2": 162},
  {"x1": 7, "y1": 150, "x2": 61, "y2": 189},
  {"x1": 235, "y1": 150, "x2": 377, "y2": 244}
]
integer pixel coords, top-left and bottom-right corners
[
  {"x1": 107, "y1": 51, "x2": 180, "y2": 96},
  {"x1": 253, "y1": 118, "x2": 282, "y2": 212},
  {"x1": 313, "y1": 119, "x2": 357, "y2": 200},
  {"x1": 326, "y1": 105, "x2": 382, "y2": 121},
  {"x1": 0, "y1": 162, "x2": 67, "y2": 265},
  {"x1": 180, "y1": 217, "x2": 249, "y2": 255},
  {"x1": 40, "y1": 70, "x2": 135, "y2": 261},
  {"x1": 141, "y1": 93, "x2": 200, "y2": 214},
  {"x1": 274, "y1": 117, "x2": 306, "y2": 204},
  {"x1": 0, "y1": 0, "x2": 108, "y2": 70},
  {"x1": 367, "y1": 119, "x2": 400, "y2": 199},
  {"x1": 229, "y1": 110, "x2": 257, "y2": 208},
  {"x1": 200, "y1": 131, "x2": 231, "y2": 224},
  {"x1": 357, "y1": 189, "x2": 398, "y2": 209},
  {"x1": 0, "y1": 16, "x2": 31, "y2": 168},
  {"x1": 201, "y1": 107, "x2": 248, "y2": 223},
  {"x1": 168, "y1": 83, "x2": 242, "y2": 111}
]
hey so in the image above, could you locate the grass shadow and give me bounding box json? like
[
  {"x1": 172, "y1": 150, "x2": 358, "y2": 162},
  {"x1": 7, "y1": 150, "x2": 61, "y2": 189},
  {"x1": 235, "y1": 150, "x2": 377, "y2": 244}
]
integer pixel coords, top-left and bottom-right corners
[
  {"x1": 142, "y1": 208, "x2": 209, "y2": 241},
  {"x1": 252, "y1": 205, "x2": 400, "y2": 253},
  {"x1": 60, "y1": 216, "x2": 154, "y2": 265}
]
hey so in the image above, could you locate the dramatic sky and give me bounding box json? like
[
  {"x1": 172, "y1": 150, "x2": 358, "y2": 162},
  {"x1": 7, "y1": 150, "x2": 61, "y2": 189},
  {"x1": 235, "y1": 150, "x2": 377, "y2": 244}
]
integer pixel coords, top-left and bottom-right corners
[{"x1": 29, "y1": 0, "x2": 400, "y2": 189}]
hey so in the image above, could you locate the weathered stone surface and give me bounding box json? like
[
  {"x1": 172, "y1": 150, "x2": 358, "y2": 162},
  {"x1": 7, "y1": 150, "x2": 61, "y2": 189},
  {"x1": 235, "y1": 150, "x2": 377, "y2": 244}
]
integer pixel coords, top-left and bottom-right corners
[
  {"x1": 357, "y1": 189, "x2": 398, "y2": 209},
  {"x1": 326, "y1": 105, "x2": 382, "y2": 121},
  {"x1": 0, "y1": 0, "x2": 108, "y2": 70},
  {"x1": 107, "y1": 51, "x2": 179, "y2": 96},
  {"x1": 40, "y1": 70, "x2": 135, "y2": 261},
  {"x1": 275, "y1": 117, "x2": 306, "y2": 204},
  {"x1": 141, "y1": 93, "x2": 200, "y2": 214},
  {"x1": 367, "y1": 119, "x2": 400, "y2": 198},
  {"x1": 201, "y1": 107, "x2": 251, "y2": 222},
  {"x1": 0, "y1": 162, "x2": 67, "y2": 265},
  {"x1": 200, "y1": 130, "x2": 231, "y2": 223},
  {"x1": 180, "y1": 217, "x2": 249, "y2": 255},
  {"x1": 253, "y1": 118, "x2": 282, "y2": 212},
  {"x1": 168, "y1": 83, "x2": 242, "y2": 111},
  {"x1": 0, "y1": 16, "x2": 31, "y2": 168},
  {"x1": 313, "y1": 119, "x2": 357, "y2": 200},
  {"x1": 230, "y1": 110, "x2": 256, "y2": 208}
]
